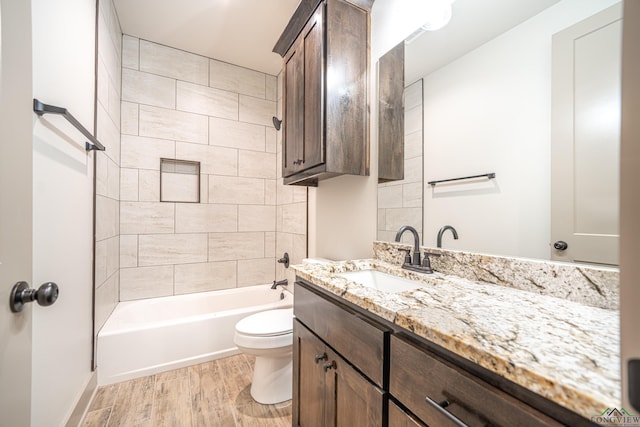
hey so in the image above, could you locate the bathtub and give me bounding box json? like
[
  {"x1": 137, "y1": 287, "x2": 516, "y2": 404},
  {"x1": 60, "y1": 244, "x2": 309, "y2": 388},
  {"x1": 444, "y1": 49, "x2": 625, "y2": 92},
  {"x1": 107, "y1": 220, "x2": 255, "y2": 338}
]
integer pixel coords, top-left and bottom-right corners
[{"x1": 97, "y1": 284, "x2": 293, "y2": 385}]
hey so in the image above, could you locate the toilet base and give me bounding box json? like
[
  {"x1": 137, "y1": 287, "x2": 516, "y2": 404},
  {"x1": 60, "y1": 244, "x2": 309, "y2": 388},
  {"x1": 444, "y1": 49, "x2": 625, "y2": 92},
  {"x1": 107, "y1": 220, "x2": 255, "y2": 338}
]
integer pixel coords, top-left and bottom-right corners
[{"x1": 250, "y1": 353, "x2": 292, "y2": 404}]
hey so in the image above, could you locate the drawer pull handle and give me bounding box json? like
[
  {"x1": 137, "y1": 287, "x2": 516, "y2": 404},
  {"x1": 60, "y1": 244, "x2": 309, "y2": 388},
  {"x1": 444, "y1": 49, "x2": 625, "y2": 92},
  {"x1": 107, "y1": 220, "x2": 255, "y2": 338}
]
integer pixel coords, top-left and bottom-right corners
[
  {"x1": 314, "y1": 353, "x2": 328, "y2": 363},
  {"x1": 323, "y1": 361, "x2": 337, "y2": 372},
  {"x1": 425, "y1": 396, "x2": 469, "y2": 427}
]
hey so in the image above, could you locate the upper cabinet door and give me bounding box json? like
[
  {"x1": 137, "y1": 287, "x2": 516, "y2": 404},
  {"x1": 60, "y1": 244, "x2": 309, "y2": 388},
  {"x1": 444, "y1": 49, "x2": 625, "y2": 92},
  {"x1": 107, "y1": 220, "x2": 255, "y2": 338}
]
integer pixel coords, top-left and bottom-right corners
[{"x1": 283, "y1": 38, "x2": 305, "y2": 177}]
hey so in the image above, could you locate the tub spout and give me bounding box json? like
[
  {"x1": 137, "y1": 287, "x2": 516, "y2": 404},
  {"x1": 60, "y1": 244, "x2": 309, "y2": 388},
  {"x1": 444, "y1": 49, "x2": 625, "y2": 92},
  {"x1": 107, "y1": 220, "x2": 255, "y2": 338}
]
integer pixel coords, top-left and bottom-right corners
[{"x1": 271, "y1": 279, "x2": 288, "y2": 290}]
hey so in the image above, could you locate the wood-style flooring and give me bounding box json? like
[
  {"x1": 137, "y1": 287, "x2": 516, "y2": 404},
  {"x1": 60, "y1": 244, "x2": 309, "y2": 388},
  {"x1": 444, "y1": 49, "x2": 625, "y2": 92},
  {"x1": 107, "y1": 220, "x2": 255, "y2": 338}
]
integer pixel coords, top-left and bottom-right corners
[{"x1": 82, "y1": 354, "x2": 292, "y2": 427}]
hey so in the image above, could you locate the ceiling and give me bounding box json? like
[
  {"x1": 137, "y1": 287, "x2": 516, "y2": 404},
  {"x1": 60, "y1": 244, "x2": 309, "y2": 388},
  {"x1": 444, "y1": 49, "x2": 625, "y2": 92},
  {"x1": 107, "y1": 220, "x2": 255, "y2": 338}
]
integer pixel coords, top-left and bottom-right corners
[
  {"x1": 113, "y1": 0, "x2": 301, "y2": 76},
  {"x1": 405, "y1": 0, "x2": 561, "y2": 83}
]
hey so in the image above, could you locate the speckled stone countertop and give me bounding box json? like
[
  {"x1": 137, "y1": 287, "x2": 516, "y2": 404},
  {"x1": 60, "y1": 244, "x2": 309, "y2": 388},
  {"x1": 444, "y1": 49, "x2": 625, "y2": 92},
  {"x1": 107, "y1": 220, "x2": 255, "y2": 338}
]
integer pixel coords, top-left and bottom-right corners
[{"x1": 290, "y1": 259, "x2": 620, "y2": 420}]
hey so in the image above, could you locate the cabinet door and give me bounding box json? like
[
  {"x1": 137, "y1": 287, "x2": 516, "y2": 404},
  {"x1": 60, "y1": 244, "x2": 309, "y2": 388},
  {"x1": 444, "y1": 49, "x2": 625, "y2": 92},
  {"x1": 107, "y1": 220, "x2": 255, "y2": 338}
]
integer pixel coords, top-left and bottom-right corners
[
  {"x1": 389, "y1": 400, "x2": 425, "y2": 427},
  {"x1": 282, "y1": 2, "x2": 325, "y2": 178},
  {"x1": 326, "y1": 347, "x2": 384, "y2": 427},
  {"x1": 294, "y1": 320, "x2": 327, "y2": 427},
  {"x1": 283, "y1": 36, "x2": 304, "y2": 177}
]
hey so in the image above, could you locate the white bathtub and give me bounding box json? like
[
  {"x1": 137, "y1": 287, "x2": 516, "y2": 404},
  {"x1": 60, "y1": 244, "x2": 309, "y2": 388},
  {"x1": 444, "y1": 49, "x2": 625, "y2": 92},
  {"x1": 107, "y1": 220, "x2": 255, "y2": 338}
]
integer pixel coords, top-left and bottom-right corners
[{"x1": 97, "y1": 284, "x2": 293, "y2": 385}]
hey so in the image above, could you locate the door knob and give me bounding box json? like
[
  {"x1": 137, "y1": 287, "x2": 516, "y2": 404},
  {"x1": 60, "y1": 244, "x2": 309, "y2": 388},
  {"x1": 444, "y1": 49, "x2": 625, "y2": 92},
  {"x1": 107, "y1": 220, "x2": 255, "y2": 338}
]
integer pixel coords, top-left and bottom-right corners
[
  {"x1": 553, "y1": 241, "x2": 568, "y2": 251},
  {"x1": 10, "y1": 281, "x2": 59, "y2": 313}
]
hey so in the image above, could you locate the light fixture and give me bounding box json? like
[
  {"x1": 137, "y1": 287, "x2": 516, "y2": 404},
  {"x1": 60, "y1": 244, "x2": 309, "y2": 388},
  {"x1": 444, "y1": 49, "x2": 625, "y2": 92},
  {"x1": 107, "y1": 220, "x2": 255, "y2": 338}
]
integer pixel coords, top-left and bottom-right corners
[
  {"x1": 405, "y1": 0, "x2": 455, "y2": 44},
  {"x1": 272, "y1": 116, "x2": 282, "y2": 131}
]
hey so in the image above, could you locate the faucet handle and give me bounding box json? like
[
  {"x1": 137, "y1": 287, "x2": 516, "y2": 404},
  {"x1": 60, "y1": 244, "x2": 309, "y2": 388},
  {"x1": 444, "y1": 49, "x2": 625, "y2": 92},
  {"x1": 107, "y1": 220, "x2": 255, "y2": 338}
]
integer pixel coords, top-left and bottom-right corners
[
  {"x1": 397, "y1": 248, "x2": 411, "y2": 265},
  {"x1": 421, "y1": 252, "x2": 441, "y2": 269}
]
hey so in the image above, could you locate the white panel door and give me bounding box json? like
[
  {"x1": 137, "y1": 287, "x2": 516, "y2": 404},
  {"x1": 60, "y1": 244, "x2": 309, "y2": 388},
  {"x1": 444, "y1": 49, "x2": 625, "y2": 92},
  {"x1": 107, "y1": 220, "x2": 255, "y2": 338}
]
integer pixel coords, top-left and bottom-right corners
[
  {"x1": 0, "y1": 0, "x2": 34, "y2": 425},
  {"x1": 551, "y1": 4, "x2": 622, "y2": 265}
]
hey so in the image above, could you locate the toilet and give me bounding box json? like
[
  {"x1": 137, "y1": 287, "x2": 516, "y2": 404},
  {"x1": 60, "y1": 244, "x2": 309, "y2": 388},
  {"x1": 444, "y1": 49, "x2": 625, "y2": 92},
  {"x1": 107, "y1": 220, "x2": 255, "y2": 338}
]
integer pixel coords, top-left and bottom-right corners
[{"x1": 234, "y1": 307, "x2": 294, "y2": 404}]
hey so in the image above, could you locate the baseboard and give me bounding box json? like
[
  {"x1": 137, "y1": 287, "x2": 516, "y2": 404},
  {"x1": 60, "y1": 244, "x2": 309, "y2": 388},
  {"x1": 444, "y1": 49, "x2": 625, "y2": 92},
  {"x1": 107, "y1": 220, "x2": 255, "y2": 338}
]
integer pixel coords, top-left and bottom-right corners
[{"x1": 65, "y1": 371, "x2": 98, "y2": 427}]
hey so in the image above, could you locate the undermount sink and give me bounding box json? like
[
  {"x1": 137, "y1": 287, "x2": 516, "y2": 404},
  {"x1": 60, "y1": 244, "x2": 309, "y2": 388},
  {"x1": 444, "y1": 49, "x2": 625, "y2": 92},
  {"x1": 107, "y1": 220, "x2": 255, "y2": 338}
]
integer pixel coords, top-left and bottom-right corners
[{"x1": 337, "y1": 270, "x2": 423, "y2": 293}]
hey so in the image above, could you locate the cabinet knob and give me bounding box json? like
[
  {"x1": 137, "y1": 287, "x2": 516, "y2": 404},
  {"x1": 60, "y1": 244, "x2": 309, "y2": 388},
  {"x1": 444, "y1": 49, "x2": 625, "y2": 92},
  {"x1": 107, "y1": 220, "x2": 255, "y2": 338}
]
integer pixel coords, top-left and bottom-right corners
[
  {"x1": 314, "y1": 353, "x2": 328, "y2": 363},
  {"x1": 293, "y1": 159, "x2": 304, "y2": 165},
  {"x1": 553, "y1": 240, "x2": 568, "y2": 251},
  {"x1": 323, "y1": 361, "x2": 337, "y2": 372}
]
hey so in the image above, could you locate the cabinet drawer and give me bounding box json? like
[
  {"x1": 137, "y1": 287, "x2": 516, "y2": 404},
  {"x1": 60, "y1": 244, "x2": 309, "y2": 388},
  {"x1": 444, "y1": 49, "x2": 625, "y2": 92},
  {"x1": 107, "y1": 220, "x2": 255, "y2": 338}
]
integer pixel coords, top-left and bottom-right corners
[
  {"x1": 294, "y1": 281, "x2": 388, "y2": 387},
  {"x1": 389, "y1": 400, "x2": 425, "y2": 427},
  {"x1": 390, "y1": 335, "x2": 562, "y2": 427}
]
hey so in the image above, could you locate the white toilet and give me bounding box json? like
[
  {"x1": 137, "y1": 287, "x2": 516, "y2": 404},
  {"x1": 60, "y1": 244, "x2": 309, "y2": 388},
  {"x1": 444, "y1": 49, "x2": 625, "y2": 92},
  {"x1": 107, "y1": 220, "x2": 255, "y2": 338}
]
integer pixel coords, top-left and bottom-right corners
[{"x1": 234, "y1": 307, "x2": 294, "y2": 404}]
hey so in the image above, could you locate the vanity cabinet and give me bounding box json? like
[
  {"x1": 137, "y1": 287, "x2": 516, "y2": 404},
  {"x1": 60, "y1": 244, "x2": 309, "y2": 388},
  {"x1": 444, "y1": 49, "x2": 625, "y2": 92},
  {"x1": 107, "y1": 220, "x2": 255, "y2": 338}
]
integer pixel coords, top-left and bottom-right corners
[
  {"x1": 293, "y1": 281, "x2": 387, "y2": 426},
  {"x1": 390, "y1": 334, "x2": 562, "y2": 427},
  {"x1": 277, "y1": 0, "x2": 369, "y2": 186}
]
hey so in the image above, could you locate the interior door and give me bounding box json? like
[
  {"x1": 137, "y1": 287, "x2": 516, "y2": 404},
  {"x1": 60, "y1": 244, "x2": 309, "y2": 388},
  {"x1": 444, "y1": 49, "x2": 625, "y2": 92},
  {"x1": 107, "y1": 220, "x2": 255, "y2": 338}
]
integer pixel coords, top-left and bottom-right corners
[
  {"x1": 551, "y1": 4, "x2": 622, "y2": 265},
  {"x1": 0, "y1": 0, "x2": 34, "y2": 424}
]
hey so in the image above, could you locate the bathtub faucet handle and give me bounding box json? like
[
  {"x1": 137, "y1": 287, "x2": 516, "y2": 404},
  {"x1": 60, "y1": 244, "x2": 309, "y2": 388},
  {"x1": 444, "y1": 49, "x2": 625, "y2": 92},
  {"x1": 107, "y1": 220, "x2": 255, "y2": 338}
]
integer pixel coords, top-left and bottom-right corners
[
  {"x1": 271, "y1": 279, "x2": 288, "y2": 290},
  {"x1": 277, "y1": 252, "x2": 290, "y2": 268}
]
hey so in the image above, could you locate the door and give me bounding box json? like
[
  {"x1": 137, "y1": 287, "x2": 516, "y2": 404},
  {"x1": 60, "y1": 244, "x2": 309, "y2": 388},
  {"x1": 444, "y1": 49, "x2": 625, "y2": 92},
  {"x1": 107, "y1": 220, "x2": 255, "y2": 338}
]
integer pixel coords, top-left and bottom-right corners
[
  {"x1": 294, "y1": 320, "x2": 327, "y2": 427},
  {"x1": 0, "y1": 0, "x2": 34, "y2": 424},
  {"x1": 551, "y1": 4, "x2": 622, "y2": 265}
]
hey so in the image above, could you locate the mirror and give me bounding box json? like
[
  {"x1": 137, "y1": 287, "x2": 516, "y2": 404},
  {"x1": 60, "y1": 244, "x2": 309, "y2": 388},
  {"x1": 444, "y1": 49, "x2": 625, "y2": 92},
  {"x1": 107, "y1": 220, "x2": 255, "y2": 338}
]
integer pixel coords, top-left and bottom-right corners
[{"x1": 377, "y1": 0, "x2": 622, "y2": 266}]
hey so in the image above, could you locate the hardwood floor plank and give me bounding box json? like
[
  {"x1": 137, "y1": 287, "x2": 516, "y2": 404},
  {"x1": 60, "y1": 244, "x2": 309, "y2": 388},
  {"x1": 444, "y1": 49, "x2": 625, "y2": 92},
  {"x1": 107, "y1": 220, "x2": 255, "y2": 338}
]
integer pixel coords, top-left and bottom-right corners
[
  {"x1": 217, "y1": 354, "x2": 254, "y2": 407},
  {"x1": 108, "y1": 376, "x2": 155, "y2": 427},
  {"x1": 152, "y1": 375, "x2": 192, "y2": 427},
  {"x1": 82, "y1": 408, "x2": 111, "y2": 427},
  {"x1": 88, "y1": 383, "x2": 120, "y2": 412},
  {"x1": 189, "y1": 362, "x2": 235, "y2": 427}
]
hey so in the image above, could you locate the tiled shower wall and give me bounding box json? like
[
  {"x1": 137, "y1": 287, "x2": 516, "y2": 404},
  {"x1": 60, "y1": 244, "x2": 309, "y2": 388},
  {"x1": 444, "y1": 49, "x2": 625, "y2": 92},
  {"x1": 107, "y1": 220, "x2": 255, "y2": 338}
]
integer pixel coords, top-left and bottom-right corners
[
  {"x1": 377, "y1": 79, "x2": 423, "y2": 244},
  {"x1": 118, "y1": 36, "x2": 305, "y2": 300},
  {"x1": 94, "y1": 0, "x2": 122, "y2": 331}
]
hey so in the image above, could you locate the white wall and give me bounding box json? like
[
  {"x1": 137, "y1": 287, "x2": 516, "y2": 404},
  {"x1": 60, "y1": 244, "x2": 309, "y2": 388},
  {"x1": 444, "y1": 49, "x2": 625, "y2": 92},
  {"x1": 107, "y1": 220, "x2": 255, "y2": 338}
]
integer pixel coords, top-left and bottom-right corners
[
  {"x1": 420, "y1": 0, "x2": 619, "y2": 259},
  {"x1": 31, "y1": 0, "x2": 96, "y2": 424}
]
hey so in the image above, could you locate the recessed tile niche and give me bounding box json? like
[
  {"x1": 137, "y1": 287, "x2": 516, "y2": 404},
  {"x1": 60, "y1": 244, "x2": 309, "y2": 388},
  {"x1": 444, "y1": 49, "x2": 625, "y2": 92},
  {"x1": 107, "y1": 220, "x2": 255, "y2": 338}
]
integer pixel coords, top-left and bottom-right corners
[{"x1": 160, "y1": 158, "x2": 200, "y2": 203}]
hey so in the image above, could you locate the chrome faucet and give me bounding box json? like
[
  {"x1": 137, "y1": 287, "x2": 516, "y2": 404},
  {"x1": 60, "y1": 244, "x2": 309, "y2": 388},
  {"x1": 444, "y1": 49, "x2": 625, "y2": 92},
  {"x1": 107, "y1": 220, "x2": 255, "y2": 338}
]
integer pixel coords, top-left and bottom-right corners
[
  {"x1": 395, "y1": 225, "x2": 421, "y2": 266},
  {"x1": 271, "y1": 279, "x2": 288, "y2": 290},
  {"x1": 437, "y1": 225, "x2": 458, "y2": 248}
]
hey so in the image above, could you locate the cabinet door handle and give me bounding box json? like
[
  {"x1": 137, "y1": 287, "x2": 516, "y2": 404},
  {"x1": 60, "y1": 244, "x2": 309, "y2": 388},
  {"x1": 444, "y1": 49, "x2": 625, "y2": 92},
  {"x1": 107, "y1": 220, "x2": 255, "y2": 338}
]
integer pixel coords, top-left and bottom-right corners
[
  {"x1": 314, "y1": 353, "x2": 328, "y2": 363},
  {"x1": 323, "y1": 361, "x2": 337, "y2": 372},
  {"x1": 425, "y1": 396, "x2": 469, "y2": 427}
]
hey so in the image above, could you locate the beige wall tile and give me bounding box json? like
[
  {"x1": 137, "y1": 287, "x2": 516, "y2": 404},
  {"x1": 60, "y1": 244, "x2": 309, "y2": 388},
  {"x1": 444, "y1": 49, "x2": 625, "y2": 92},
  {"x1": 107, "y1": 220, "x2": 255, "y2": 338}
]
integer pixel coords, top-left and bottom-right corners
[
  {"x1": 403, "y1": 182, "x2": 423, "y2": 208},
  {"x1": 139, "y1": 234, "x2": 208, "y2": 266},
  {"x1": 139, "y1": 169, "x2": 160, "y2": 202},
  {"x1": 97, "y1": 58, "x2": 109, "y2": 109},
  {"x1": 120, "y1": 168, "x2": 138, "y2": 201},
  {"x1": 209, "y1": 59, "x2": 265, "y2": 99},
  {"x1": 404, "y1": 156, "x2": 422, "y2": 184},
  {"x1": 96, "y1": 152, "x2": 109, "y2": 197},
  {"x1": 378, "y1": 185, "x2": 403, "y2": 209},
  {"x1": 238, "y1": 205, "x2": 276, "y2": 232},
  {"x1": 120, "y1": 265, "x2": 174, "y2": 300},
  {"x1": 292, "y1": 233, "x2": 307, "y2": 264},
  {"x1": 377, "y1": 208, "x2": 386, "y2": 232},
  {"x1": 139, "y1": 40, "x2": 208, "y2": 85},
  {"x1": 97, "y1": 103, "x2": 121, "y2": 165},
  {"x1": 265, "y1": 232, "x2": 276, "y2": 258},
  {"x1": 121, "y1": 101, "x2": 139, "y2": 136},
  {"x1": 106, "y1": 235, "x2": 119, "y2": 278},
  {"x1": 405, "y1": 105, "x2": 422, "y2": 136},
  {"x1": 292, "y1": 187, "x2": 307, "y2": 203},
  {"x1": 120, "y1": 234, "x2": 138, "y2": 268},
  {"x1": 121, "y1": 135, "x2": 175, "y2": 170},
  {"x1": 237, "y1": 258, "x2": 275, "y2": 287},
  {"x1": 122, "y1": 35, "x2": 139, "y2": 70},
  {"x1": 95, "y1": 238, "x2": 108, "y2": 285},
  {"x1": 176, "y1": 81, "x2": 238, "y2": 120},
  {"x1": 265, "y1": 179, "x2": 276, "y2": 205},
  {"x1": 265, "y1": 128, "x2": 277, "y2": 153},
  {"x1": 282, "y1": 202, "x2": 306, "y2": 235},
  {"x1": 161, "y1": 173, "x2": 200, "y2": 203},
  {"x1": 209, "y1": 117, "x2": 265, "y2": 151},
  {"x1": 238, "y1": 150, "x2": 276, "y2": 179},
  {"x1": 266, "y1": 75, "x2": 277, "y2": 102},
  {"x1": 175, "y1": 204, "x2": 237, "y2": 233},
  {"x1": 122, "y1": 68, "x2": 176, "y2": 109},
  {"x1": 209, "y1": 176, "x2": 264, "y2": 205},
  {"x1": 200, "y1": 174, "x2": 209, "y2": 204},
  {"x1": 95, "y1": 273, "x2": 118, "y2": 331},
  {"x1": 385, "y1": 208, "x2": 422, "y2": 234},
  {"x1": 209, "y1": 232, "x2": 264, "y2": 261},
  {"x1": 96, "y1": 195, "x2": 119, "y2": 241},
  {"x1": 120, "y1": 201, "x2": 174, "y2": 234},
  {"x1": 107, "y1": 157, "x2": 120, "y2": 200},
  {"x1": 276, "y1": 183, "x2": 293, "y2": 205},
  {"x1": 176, "y1": 142, "x2": 237, "y2": 176},
  {"x1": 174, "y1": 261, "x2": 237, "y2": 294},
  {"x1": 108, "y1": 77, "x2": 121, "y2": 124},
  {"x1": 139, "y1": 105, "x2": 208, "y2": 145},
  {"x1": 405, "y1": 130, "x2": 422, "y2": 160},
  {"x1": 238, "y1": 95, "x2": 276, "y2": 126},
  {"x1": 405, "y1": 81, "x2": 422, "y2": 110}
]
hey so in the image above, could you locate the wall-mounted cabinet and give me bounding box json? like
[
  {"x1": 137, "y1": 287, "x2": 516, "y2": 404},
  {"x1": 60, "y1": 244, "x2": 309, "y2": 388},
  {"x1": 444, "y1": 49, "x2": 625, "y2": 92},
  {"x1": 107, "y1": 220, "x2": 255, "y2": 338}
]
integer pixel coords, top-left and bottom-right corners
[{"x1": 274, "y1": 0, "x2": 370, "y2": 186}]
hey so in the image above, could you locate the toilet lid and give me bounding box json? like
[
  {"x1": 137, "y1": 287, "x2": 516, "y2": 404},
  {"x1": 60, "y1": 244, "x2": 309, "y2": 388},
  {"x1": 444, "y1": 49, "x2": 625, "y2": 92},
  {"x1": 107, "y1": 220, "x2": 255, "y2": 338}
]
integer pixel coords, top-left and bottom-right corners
[{"x1": 235, "y1": 308, "x2": 293, "y2": 337}]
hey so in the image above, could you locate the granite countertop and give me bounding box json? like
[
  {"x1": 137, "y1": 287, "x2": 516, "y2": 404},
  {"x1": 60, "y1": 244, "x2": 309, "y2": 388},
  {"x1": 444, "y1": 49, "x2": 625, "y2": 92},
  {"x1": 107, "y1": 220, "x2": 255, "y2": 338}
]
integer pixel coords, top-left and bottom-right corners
[{"x1": 291, "y1": 259, "x2": 620, "y2": 420}]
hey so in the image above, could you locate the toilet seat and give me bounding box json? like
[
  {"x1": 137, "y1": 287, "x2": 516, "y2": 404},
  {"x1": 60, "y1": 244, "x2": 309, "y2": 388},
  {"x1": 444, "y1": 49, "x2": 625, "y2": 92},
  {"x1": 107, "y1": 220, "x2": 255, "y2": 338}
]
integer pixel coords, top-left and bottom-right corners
[{"x1": 235, "y1": 308, "x2": 293, "y2": 337}]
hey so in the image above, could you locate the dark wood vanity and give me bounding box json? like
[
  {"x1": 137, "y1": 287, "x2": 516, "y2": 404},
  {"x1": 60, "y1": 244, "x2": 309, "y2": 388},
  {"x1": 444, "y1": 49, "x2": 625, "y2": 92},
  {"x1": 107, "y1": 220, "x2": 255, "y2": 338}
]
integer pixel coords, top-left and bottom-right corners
[{"x1": 293, "y1": 279, "x2": 594, "y2": 427}]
